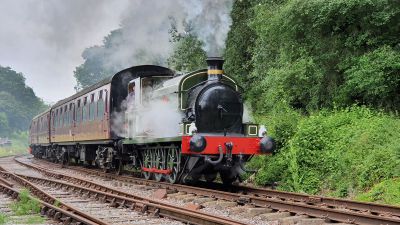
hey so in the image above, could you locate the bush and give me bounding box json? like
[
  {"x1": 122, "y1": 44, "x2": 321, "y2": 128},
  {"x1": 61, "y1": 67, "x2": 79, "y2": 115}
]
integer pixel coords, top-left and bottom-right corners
[
  {"x1": 247, "y1": 102, "x2": 302, "y2": 186},
  {"x1": 356, "y1": 179, "x2": 400, "y2": 206},
  {"x1": 283, "y1": 107, "x2": 400, "y2": 196},
  {"x1": 247, "y1": 0, "x2": 400, "y2": 112},
  {"x1": 0, "y1": 213, "x2": 7, "y2": 225},
  {"x1": 10, "y1": 189, "x2": 41, "y2": 215},
  {"x1": 250, "y1": 106, "x2": 400, "y2": 200}
]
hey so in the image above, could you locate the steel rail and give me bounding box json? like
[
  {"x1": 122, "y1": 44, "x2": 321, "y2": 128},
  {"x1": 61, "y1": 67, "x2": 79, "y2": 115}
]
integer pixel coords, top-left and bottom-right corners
[
  {"x1": 19, "y1": 174, "x2": 246, "y2": 225},
  {"x1": 14, "y1": 159, "x2": 247, "y2": 225},
  {"x1": 0, "y1": 175, "x2": 13, "y2": 187},
  {"x1": 0, "y1": 168, "x2": 110, "y2": 225},
  {"x1": 0, "y1": 182, "x2": 100, "y2": 225},
  {"x1": 65, "y1": 164, "x2": 400, "y2": 224},
  {"x1": 27, "y1": 159, "x2": 400, "y2": 225}
]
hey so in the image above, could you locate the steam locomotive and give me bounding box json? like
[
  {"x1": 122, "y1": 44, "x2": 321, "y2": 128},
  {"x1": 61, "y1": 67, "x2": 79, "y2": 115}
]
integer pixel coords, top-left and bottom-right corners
[{"x1": 29, "y1": 57, "x2": 275, "y2": 184}]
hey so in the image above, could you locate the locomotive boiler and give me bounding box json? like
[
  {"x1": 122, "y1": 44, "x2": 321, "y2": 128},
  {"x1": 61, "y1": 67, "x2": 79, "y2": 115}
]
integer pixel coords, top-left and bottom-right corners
[{"x1": 29, "y1": 57, "x2": 275, "y2": 184}]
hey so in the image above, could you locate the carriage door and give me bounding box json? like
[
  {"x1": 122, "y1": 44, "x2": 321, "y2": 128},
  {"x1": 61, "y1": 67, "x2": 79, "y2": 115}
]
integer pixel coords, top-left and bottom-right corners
[{"x1": 127, "y1": 78, "x2": 141, "y2": 137}]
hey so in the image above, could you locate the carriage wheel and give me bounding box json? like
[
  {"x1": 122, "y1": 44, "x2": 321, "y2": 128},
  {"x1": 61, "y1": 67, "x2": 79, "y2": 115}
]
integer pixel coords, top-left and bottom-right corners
[
  {"x1": 102, "y1": 163, "x2": 110, "y2": 173},
  {"x1": 166, "y1": 148, "x2": 180, "y2": 184},
  {"x1": 142, "y1": 150, "x2": 152, "y2": 180},
  {"x1": 61, "y1": 147, "x2": 69, "y2": 168},
  {"x1": 115, "y1": 158, "x2": 123, "y2": 175},
  {"x1": 154, "y1": 149, "x2": 165, "y2": 182}
]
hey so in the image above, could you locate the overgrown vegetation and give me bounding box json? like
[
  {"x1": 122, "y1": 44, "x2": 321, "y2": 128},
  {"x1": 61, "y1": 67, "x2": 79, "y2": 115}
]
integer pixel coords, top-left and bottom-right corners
[
  {"x1": 0, "y1": 132, "x2": 29, "y2": 157},
  {"x1": 224, "y1": 0, "x2": 400, "y2": 205},
  {"x1": 10, "y1": 189, "x2": 41, "y2": 216},
  {"x1": 0, "y1": 213, "x2": 6, "y2": 225},
  {"x1": 0, "y1": 189, "x2": 45, "y2": 224},
  {"x1": 356, "y1": 179, "x2": 400, "y2": 205}
]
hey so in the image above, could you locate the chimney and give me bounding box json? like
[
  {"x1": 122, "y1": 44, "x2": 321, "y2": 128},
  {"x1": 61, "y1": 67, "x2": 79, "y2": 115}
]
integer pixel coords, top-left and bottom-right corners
[{"x1": 206, "y1": 57, "x2": 224, "y2": 81}]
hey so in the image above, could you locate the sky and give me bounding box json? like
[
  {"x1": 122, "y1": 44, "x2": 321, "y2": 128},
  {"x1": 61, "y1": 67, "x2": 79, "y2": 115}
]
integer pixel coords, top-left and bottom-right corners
[
  {"x1": 0, "y1": 0, "x2": 130, "y2": 103},
  {"x1": 0, "y1": 0, "x2": 232, "y2": 104}
]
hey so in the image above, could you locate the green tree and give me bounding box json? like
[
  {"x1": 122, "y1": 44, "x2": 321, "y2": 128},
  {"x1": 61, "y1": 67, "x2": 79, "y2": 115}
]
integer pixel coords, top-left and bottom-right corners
[
  {"x1": 0, "y1": 112, "x2": 9, "y2": 136},
  {"x1": 0, "y1": 66, "x2": 46, "y2": 134},
  {"x1": 73, "y1": 30, "x2": 122, "y2": 90},
  {"x1": 245, "y1": 0, "x2": 400, "y2": 113},
  {"x1": 224, "y1": 0, "x2": 258, "y2": 89},
  {"x1": 167, "y1": 20, "x2": 207, "y2": 72}
]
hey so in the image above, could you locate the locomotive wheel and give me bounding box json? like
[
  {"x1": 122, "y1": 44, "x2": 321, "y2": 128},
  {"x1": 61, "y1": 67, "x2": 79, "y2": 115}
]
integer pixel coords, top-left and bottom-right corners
[
  {"x1": 204, "y1": 173, "x2": 217, "y2": 183},
  {"x1": 142, "y1": 150, "x2": 152, "y2": 180},
  {"x1": 219, "y1": 171, "x2": 237, "y2": 185},
  {"x1": 166, "y1": 148, "x2": 180, "y2": 184},
  {"x1": 154, "y1": 149, "x2": 165, "y2": 182}
]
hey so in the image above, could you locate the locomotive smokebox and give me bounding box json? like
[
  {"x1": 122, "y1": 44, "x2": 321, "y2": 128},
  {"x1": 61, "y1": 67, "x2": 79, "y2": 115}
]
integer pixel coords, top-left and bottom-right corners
[{"x1": 206, "y1": 57, "x2": 224, "y2": 81}]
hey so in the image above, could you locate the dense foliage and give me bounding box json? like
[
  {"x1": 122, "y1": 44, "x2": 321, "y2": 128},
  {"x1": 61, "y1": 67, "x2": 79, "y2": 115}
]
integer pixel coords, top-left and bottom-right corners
[
  {"x1": 224, "y1": 0, "x2": 400, "y2": 204},
  {"x1": 250, "y1": 107, "x2": 400, "y2": 203},
  {"x1": 224, "y1": 0, "x2": 257, "y2": 85},
  {"x1": 224, "y1": 0, "x2": 400, "y2": 113},
  {"x1": 0, "y1": 66, "x2": 46, "y2": 136}
]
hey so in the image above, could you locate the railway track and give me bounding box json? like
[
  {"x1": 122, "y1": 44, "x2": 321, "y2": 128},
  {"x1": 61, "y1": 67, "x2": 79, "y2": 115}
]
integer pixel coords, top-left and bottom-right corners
[
  {"x1": 4, "y1": 156, "x2": 248, "y2": 225},
  {"x1": 24, "y1": 157, "x2": 400, "y2": 225},
  {"x1": 0, "y1": 181, "x2": 99, "y2": 225}
]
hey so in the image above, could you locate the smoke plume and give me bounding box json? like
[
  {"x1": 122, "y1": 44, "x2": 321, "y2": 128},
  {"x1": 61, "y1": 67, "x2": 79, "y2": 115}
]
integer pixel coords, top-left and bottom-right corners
[
  {"x1": 78, "y1": 0, "x2": 233, "y2": 77},
  {"x1": 111, "y1": 86, "x2": 183, "y2": 138},
  {"x1": 181, "y1": 0, "x2": 233, "y2": 56}
]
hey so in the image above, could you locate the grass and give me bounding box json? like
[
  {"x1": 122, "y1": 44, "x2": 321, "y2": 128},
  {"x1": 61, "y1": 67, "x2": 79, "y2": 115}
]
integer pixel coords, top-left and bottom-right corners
[
  {"x1": 23, "y1": 215, "x2": 45, "y2": 224},
  {"x1": 356, "y1": 179, "x2": 400, "y2": 206},
  {"x1": 0, "y1": 189, "x2": 46, "y2": 224},
  {"x1": 10, "y1": 189, "x2": 41, "y2": 216},
  {"x1": 0, "y1": 131, "x2": 29, "y2": 157},
  {"x1": 0, "y1": 213, "x2": 7, "y2": 225},
  {"x1": 53, "y1": 200, "x2": 61, "y2": 207}
]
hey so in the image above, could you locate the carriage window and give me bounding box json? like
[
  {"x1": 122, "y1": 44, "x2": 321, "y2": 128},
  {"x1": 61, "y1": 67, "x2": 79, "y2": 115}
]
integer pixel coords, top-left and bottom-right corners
[
  {"x1": 97, "y1": 90, "x2": 104, "y2": 120},
  {"x1": 52, "y1": 112, "x2": 55, "y2": 127},
  {"x1": 55, "y1": 109, "x2": 59, "y2": 128},
  {"x1": 63, "y1": 106, "x2": 67, "y2": 127},
  {"x1": 90, "y1": 93, "x2": 96, "y2": 121},
  {"x1": 76, "y1": 99, "x2": 81, "y2": 123},
  {"x1": 69, "y1": 103, "x2": 73, "y2": 125},
  {"x1": 83, "y1": 97, "x2": 88, "y2": 122},
  {"x1": 57, "y1": 109, "x2": 60, "y2": 128},
  {"x1": 59, "y1": 108, "x2": 63, "y2": 128}
]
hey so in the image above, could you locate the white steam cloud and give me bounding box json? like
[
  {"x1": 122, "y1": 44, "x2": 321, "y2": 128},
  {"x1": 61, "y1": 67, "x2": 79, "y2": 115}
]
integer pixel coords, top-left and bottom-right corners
[
  {"x1": 243, "y1": 102, "x2": 254, "y2": 123},
  {"x1": 112, "y1": 87, "x2": 183, "y2": 138},
  {"x1": 88, "y1": 0, "x2": 233, "y2": 73},
  {"x1": 182, "y1": 0, "x2": 234, "y2": 56}
]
